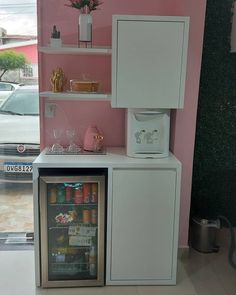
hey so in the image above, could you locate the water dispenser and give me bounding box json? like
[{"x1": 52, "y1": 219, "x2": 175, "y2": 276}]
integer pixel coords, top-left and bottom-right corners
[{"x1": 125, "y1": 108, "x2": 170, "y2": 158}]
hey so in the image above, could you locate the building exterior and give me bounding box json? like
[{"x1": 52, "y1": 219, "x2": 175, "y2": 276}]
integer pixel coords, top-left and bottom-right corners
[{"x1": 0, "y1": 31, "x2": 38, "y2": 84}]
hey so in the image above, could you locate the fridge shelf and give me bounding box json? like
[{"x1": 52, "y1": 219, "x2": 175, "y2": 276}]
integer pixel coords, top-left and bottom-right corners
[
  {"x1": 49, "y1": 224, "x2": 98, "y2": 229},
  {"x1": 50, "y1": 246, "x2": 91, "y2": 257},
  {"x1": 51, "y1": 245, "x2": 93, "y2": 250},
  {"x1": 50, "y1": 270, "x2": 92, "y2": 276},
  {"x1": 51, "y1": 262, "x2": 89, "y2": 265},
  {"x1": 49, "y1": 203, "x2": 97, "y2": 206},
  {"x1": 50, "y1": 264, "x2": 89, "y2": 275},
  {"x1": 50, "y1": 209, "x2": 98, "y2": 227}
]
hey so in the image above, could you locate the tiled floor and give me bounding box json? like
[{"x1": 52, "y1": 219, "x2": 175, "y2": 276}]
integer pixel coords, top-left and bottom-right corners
[
  {"x1": 0, "y1": 229, "x2": 235, "y2": 295},
  {"x1": 182, "y1": 235, "x2": 236, "y2": 295},
  {"x1": 0, "y1": 183, "x2": 33, "y2": 232},
  {"x1": 0, "y1": 184, "x2": 236, "y2": 294}
]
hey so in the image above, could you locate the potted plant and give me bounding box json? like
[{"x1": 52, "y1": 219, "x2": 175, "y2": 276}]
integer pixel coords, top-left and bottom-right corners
[
  {"x1": 50, "y1": 25, "x2": 62, "y2": 47},
  {"x1": 65, "y1": 0, "x2": 103, "y2": 46}
]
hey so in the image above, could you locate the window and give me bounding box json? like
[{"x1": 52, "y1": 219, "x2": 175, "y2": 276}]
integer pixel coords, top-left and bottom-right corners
[{"x1": 22, "y1": 65, "x2": 33, "y2": 77}]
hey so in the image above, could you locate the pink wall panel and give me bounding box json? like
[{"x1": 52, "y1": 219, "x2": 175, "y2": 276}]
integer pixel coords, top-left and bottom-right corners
[
  {"x1": 44, "y1": 101, "x2": 125, "y2": 148},
  {"x1": 38, "y1": 0, "x2": 206, "y2": 246},
  {"x1": 38, "y1": 0, "x2": 180, "y2": 47}
]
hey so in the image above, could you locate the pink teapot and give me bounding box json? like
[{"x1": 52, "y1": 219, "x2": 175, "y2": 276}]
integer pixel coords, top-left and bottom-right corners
[{"x1": 83, "y1": 125, "x2": 104, "y2": 152}]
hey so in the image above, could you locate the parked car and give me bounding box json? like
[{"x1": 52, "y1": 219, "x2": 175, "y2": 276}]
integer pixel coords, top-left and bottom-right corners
[
  {"x1": 0, "y1": 85, "x2": 40, "y2": 183},
  {"x1": 0, "y1": 81, "x2": 23, "y2": 106}
]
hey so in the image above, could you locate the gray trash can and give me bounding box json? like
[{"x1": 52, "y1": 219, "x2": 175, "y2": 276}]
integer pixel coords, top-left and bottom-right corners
[{"x1": 190, "y1": 217, "x2": 221, "y2": 253}]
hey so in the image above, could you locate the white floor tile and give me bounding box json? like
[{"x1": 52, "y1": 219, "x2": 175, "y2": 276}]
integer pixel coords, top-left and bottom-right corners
[
  {"x1": 0, "y1": 250, "x2": 197, "y2": 295},
  {"x1": 0, "y1": 228, "x2": 235, "y2": 295}
]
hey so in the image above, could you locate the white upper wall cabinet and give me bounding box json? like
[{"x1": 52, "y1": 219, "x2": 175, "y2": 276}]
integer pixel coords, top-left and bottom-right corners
[{"x1": 112, "y1": 15, "x2": 189, "y2": 108}]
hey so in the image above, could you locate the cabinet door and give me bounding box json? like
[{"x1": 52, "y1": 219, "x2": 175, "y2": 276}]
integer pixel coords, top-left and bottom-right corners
[
  {"x1": 109, "y1": 168, "x2": 178, "y2": 284},
  {"x1": 112, "y1": 16, "x2": 189, "y2": 108}
]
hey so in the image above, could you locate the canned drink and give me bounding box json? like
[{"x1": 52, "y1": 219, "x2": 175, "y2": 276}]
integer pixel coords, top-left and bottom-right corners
[
  {"x1": 57, "y1": 185, "x2": 66, "y2": 203},
  {"x1": 91, "y1": 209, "x2": 97, "y2": 225},
  {"x1": 74, "y1": 186, "x2": 83, "y2": 204},
  {"x1": 82, "y1": 209, "x2": 91, "y2": 224},
  {"x1": 65, "y1": 186, "x2": 72, "y2": 202},
  {"x1": 91, "y1": 183, "x2": 98, "y2": 203},
  {"x1": 83, "y1": 183, "x2": 91, "y2": 203},
  {"x1": 49, "y1": 186, "x2": 57, "y2": 204}
]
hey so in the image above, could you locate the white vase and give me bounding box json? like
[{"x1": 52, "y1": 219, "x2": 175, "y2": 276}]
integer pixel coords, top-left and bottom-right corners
[{"x1": 79, "y1": 13, "x2": 92, "y2": 46}]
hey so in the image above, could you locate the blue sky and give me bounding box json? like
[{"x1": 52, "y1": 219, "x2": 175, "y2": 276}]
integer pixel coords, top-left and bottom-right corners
[{"x1": 0, "y1": 0, "x2": 37, "y2": 35}]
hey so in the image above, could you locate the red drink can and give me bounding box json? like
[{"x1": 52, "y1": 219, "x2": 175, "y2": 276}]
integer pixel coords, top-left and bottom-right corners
[
  {"x1": 83, "y1": 209, "x2": 91, "y2": 224},
  {"x1": 83, "y1": 183, "x2": 91, "y2": 203},
  {"x1": 65, "y1": 186, "x2": 72, "y2": 202},
  {"x1": 74, "y1": 186, "x2": 83, "y2": 204},
  {"x1": 49, "y1": 186, "x2": 57, "y2": 204}
]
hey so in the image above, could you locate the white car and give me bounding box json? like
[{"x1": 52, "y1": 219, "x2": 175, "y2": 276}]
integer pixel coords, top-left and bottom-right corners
[
  {"x1": 0, "y1": 85, "x2": 40, "y2": 183},
  {"x1": 0, "y1": 81, "x2": 23, "y2": 106}
]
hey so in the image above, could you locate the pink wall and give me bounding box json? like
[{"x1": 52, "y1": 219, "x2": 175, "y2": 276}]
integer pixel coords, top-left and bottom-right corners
[{"x1": 38, "y1": 0, "x2": 206, "y2": 246}]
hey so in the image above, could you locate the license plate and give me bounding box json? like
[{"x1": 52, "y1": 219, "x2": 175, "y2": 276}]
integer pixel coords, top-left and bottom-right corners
[{"x1": 4, "y1": 163, "x2": 32, "y2": 173}]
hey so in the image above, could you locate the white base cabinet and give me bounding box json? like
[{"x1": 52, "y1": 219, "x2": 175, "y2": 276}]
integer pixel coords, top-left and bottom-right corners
[
  {"x1": 33, "y1": 148, "x2": 181, "y2": 286},
  {"x1": 106, "y1": 168, "x2": 180, "y2": 285}
]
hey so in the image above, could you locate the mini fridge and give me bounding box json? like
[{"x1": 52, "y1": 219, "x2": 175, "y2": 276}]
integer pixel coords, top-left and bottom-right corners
[{"x1": 39, "y1": 170, "x2": 106, "y2": 288}]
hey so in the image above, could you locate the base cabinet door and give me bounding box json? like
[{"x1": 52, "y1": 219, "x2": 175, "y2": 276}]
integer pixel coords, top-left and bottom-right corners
[{"x1": 107, "y1": 168, "x2": 180, "y2": 285}]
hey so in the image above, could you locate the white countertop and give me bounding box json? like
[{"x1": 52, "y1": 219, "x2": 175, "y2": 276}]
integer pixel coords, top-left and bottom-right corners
[{"x1": 33, "y1": 147, "x2": 181, "y2": 169}]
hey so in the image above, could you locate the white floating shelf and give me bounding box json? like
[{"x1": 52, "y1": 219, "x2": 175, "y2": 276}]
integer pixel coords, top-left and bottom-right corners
[
  {"x1": 39, "y1": 45, "x2": 112, "y2": 55},
  {"x1": 40, "y1": 91, "x2": 111, "y2": 101}
]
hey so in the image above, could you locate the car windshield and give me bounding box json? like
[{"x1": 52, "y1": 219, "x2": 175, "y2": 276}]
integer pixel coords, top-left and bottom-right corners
[{"x1": 0, "y1": 89, "x2": 39, "y2": 115}]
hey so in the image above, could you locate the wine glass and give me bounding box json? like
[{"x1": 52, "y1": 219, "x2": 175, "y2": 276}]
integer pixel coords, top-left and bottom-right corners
[
  {"x1": 51, "y1": 129, "x2": 64, "y2": 153},
  {"x1": 66, "y1": 129, "x2": 81, "y2": 153}
]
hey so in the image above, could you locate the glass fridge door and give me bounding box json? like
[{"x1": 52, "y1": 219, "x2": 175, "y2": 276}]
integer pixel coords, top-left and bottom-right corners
[{"x1": 39, "y1": 175, "x2": 105, "y2": 287}]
